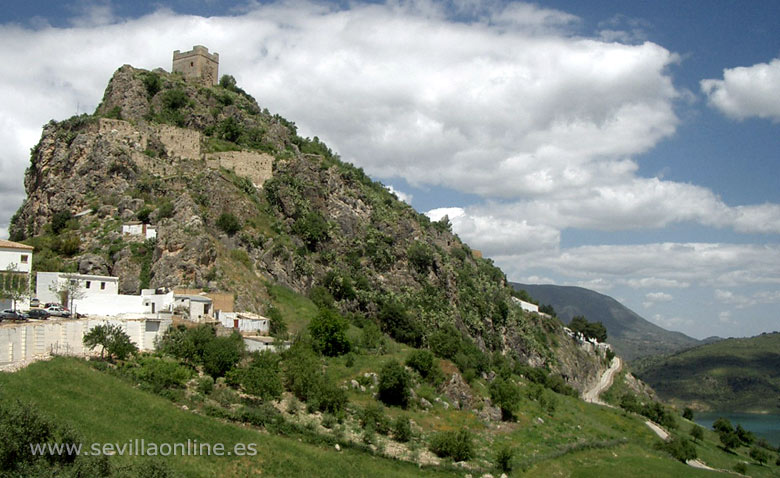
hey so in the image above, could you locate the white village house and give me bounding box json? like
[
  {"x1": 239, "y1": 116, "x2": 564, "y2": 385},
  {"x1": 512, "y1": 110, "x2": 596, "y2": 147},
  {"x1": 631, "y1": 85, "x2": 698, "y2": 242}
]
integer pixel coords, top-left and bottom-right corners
[
  {"x1": 0, "y1": 239, "x2": 34, "y2": 310},
  {"x1": 36, "y1": 272, "x2": 189, "y2": 317}
]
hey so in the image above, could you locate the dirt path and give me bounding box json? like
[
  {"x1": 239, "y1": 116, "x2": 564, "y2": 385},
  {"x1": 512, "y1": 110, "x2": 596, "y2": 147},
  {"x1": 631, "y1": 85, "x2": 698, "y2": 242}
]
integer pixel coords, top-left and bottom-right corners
[
  {"x1": 645, "y1": 421, "x2": 735, "y2": 474},
  {"x1": 583, "y1": 356, "x2": 622, "y2": 405}
]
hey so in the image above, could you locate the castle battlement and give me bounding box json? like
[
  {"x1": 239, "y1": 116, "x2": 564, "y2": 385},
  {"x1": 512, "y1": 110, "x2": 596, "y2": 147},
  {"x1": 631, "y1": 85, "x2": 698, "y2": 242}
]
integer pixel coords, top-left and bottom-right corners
[{"x1": 172, "y1": 45, "x2": 219, "y2": 86}]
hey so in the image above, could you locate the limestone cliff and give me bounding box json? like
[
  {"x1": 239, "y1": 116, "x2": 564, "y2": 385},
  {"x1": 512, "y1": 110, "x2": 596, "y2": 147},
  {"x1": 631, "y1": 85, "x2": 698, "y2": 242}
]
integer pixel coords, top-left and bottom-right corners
[{"x1": 9, "y1": 64, "x2": 609, "y2": 392}]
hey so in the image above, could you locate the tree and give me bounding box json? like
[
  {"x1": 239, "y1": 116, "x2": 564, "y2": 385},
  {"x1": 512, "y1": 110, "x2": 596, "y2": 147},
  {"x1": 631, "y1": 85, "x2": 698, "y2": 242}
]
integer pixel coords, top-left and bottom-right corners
[
  {"x1": 236, "y1": 351, "x2": 283, "y2": 401},
  {"x1": 749, "y1": 446, "x2": 770, "y2": 465},
  {"x1": 309, "y1": 307, "x2": 351, "y2": 357},
  {"x1": 713, "y1": 417, "x2": 733, "y2": 434},
  {"x1": 690, "y1": 424, "x2": 705, "y2": 442},
  {"x1": 216, "y1": 212, "x2": 241, "y2": 236},
  {"x1": 0, "y1": 264, "x2": 28, "y2": 311},
  {"x1": 657, "y1": 436, "x2": 697, "y2": 463},
  {"x1": 377, "y1": 360, "x2": 411, "y2": 408},
  {"x1": 83, "y1": 323, "x2": 137, "y2": 361},
  {"x1": 719, "y1": 429, "x2": 741, "y2": 452},
  {"x1": 489, "y1": 377, "x2": 520, "y2": 421},
  {"x1": 201, "y1": 333, "x2": 244, "y2": 378},
  {"x1": 569, "y1": 315, "x2": 608, "y2": 342},
  {"x1": 682, "y1": 407, "x2": 694, "y2": 420},
  {"x1": 49, "y1": 274, "x2": 86, "y2": 314},
  {"x1": 736, "y1": 424, "x2": 756, "y2": 445},
  {"x1": 267, "y1": 306, "x2": 287, "y2": 339}
]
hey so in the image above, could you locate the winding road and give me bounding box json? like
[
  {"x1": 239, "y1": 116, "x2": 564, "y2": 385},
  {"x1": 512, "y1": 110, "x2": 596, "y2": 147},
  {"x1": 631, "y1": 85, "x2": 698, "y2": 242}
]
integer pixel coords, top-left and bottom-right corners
[{"x1": 583, "y1": 356, "x2": 622, "y2": 405}]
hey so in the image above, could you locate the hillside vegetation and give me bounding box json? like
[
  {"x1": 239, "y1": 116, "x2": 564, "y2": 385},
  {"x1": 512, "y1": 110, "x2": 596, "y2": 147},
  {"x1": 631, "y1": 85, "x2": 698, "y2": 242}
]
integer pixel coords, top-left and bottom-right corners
[
  {"x1": 633, "y1": 332, "x2": 780, "y2": 413},
  {"x1": 512, "y1": 284, "x2": 700, "y2": 361},
  {"x1": 8, "y1": 65, "x2": 600, "y2": 387}
]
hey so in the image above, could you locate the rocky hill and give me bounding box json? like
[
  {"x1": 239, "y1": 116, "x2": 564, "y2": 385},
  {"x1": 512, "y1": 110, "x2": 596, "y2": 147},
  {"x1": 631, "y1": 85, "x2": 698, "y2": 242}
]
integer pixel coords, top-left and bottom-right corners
[
  {"x1": 9, "y1": 63, "x2": 607, "y2": 392},
  {"x1": 512, "y1": 283, "x2": 700, "y2": 361}
]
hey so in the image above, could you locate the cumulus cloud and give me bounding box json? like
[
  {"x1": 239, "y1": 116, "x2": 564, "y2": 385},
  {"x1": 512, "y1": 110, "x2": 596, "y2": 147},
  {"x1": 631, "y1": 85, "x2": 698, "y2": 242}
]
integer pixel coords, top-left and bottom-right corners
[
  {"x1": 643, "y1": 291, "x2": 673, "y2": 308},
  {"x1": 427, "y1": 206, "x2": 560, "y2": 256},
  {"x1": 491, "y1": 242, "x2": 780, "y2": 291},
  {"x1": 385, "y1": 185, "x2": 413, "y2": 205},
  {"x1": 701, "y1": 58, "x2": 780, "y2": 121}
]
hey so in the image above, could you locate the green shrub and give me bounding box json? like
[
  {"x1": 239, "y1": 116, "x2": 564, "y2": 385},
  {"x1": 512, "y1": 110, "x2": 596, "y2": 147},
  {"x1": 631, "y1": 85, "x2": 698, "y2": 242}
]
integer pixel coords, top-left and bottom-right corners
[
  {"x1": 377, "y1": 360, "x2": 411, "y2": 408},
  {"x1": 51, "y1": 210, "x2": 73, "y2": 234},
  {"x1": 496, "y1": 445, "x2": 514, "y2": 473},
  {"x1": 407, "y1": 241, "x2": 434, "y2": 273},
  {"x1": 142, "y1": 72, "x2": 162, "y2": 97},
  {"x1": 360, "y1": 321, "x2": 385, "y2": 353},
  {"x1": 291, "y1": 211, "x2": 329, "y2": 251},
  {"x1": 392, "y1": 415, "x2": 412, "y2": 443},
  {"x1": 236, "y1": 351, "x2": 283, "y2": 401},
  {"x1": 655, "y1": 436, "x2": 697, "y2": 463},
  {"x1": 216, "y1": 212, "x2": 241, "y2": 236},
  {"x1": 690, "y1": 424, "x2": 704, "y2": 442},
  {"x1": 405, "y1": 349, "x2": 435, "y2": 379},
  {"x1": 378, "y1": 300, "x2": 422, "y2": 347},
  {"x1": 734, "y1": 462, "x2": 747, "y2": 474},
  {"x1": 282, "y1": 343, "x2": 322, "y2": 403},
  {"x1": 201, "y1": 333, "x2": 244, "y2": 378},
  {"x1": 161, "y1": 89, "x2": 188, "y2": 110},
  {"x1": 749, "y1": 446, "x2": 770, "y2": 465},
  {"x1": 490, "y1": 377, "x2": 520, "y2": 421},
  {"x1": 197, "y1": 375, "x2": 214, "y2": 395},
  {"x1": 359, "y1": 403, "x2": 390, "y2": 435},
  {"x1": 128, "y1": 356, "x2": 192, "y2": 393},
  {"x1": 309, "y1": 308, "x2": 351, "y2": 357},
  {"x1": 429, "y1": 428, "x2": 473, "y2": 461},
  {"x1": 682, "y1": 407, "x2": 694, "y2": 420},
  {"x1": 267, "y1": 306, "x2": 288, "y2": 338},
  {"x1": 83, "y1": 323, "x2": 137, "y2": 361}
]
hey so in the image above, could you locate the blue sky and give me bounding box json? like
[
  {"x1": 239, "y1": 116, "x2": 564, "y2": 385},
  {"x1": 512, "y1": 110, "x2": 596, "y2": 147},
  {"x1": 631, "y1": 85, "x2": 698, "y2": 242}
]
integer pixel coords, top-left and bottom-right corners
[{"x1": 0, "y1": 0, "x2": 778, "y2": 339}]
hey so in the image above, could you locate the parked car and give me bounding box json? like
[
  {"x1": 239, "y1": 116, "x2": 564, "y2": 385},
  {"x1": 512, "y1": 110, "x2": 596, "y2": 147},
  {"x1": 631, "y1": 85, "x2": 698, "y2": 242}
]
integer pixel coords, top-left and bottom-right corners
[
  {"x1": 0, "y1": 310, "x2": 26, "y2": 321},
  {"x1": 24, "y1": 309, "x2": 50, "y2": 320},
  {"x1": 44, "y1": 305, "x2": 70, "y2": 317},
  {"x1": 29, "y1": 298, "x2": 40, "y2": 307}
]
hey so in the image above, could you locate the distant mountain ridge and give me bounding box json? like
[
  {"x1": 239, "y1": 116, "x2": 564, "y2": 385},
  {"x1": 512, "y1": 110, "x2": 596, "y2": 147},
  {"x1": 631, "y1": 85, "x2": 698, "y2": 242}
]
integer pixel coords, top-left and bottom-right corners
[
  {"x1": 633, "y1": 332, "x2": 780, "y2": 412},
  {"x1": 511, "y1": 283, "x2": 700, "y2": 361}
]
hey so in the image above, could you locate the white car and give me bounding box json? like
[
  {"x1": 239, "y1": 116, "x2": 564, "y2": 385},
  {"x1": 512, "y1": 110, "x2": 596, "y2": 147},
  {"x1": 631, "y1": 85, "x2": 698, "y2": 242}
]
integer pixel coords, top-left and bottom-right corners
[{"x1": 45, "y1": 305, "x2": 70, "y2": 317}]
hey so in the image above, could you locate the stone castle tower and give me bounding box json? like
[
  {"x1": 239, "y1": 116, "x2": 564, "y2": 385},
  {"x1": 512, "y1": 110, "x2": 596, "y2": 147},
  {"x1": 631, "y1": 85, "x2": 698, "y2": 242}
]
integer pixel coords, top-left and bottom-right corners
[{"x1": 172, "y1": 45, "x2": 219, "y2": 86}]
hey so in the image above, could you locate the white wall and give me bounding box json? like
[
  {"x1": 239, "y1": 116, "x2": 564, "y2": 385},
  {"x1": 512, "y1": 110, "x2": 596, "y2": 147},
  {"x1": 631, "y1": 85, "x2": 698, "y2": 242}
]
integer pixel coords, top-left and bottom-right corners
[
  {"x1": 37, "y1": 272, "x2": 120, "y2": 306},
  {"x1": 0, "y1": 316, "x2": 172, "y2": 366},
  {"x1": 0, "y1": 247, "x2": 32, "y2": 274},
  {"x1": 218, "y1": 312, "x2": 269, "y2": 334}
]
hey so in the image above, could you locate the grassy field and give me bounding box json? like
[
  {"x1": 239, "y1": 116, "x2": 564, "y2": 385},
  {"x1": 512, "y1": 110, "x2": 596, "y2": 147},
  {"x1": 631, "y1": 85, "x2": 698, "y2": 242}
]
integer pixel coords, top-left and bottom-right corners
[
  {"x1": 0, "y1": 357, "x2": 459, "y2": 478},
  {"x1": 2, "y1": 353, "x2": 776, "y2": 476}
]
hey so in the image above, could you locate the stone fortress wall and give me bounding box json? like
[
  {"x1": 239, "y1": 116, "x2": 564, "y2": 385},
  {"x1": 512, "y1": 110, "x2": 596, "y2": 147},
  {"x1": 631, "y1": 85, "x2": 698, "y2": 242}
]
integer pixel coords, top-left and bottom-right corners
[
  {"x1": 96, "y1": 118, "x2": 273, "y2": 186},
  {"x1": 206, "y1": 151, "x2": 274, "y2": 187}
]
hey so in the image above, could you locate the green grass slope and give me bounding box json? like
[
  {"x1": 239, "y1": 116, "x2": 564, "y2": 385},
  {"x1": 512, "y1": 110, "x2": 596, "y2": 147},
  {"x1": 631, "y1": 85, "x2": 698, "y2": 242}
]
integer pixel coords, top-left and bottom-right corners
[
  {"x1": 0, "y1": 357, "x2": 748, "y2": 477},
  {"x1": 0, "y1": 357, "x2": 458, "y2": 478},
  {"x1": 633, "y1": 332, "x2": 780, "y2": 413},
  {"x1": 512, "y1": 283, "x2": 700, "y2": 361}
]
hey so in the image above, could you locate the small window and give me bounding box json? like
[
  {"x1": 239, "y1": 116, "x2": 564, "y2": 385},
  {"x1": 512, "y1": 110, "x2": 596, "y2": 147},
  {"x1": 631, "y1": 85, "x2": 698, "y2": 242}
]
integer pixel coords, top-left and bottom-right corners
[
  {"x1": 100, "y1": 282, "x2": 106, "y2": 290},
  {"x1": 85, "y1": 281, "x2": 91, "y2": 289},
  {"x1": 190, "y1": 61, "x2": 194, "y2": 67},
  {"x1": 20, "y1": 255, "x2": 28, "y2": 264}
]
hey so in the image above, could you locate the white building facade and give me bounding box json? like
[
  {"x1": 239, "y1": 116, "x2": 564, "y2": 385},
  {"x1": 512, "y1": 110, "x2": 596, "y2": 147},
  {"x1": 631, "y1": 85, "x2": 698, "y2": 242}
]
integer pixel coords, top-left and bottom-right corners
[{"x1": 0, "y1": 240, "x2": 34, "y2": 310}]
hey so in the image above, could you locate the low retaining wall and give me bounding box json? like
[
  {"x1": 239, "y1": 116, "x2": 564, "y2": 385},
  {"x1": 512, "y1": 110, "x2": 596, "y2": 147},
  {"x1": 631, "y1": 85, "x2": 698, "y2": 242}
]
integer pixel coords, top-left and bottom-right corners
[{"x1": 0, "y1": 316, "x2": 172, "y2": 369}]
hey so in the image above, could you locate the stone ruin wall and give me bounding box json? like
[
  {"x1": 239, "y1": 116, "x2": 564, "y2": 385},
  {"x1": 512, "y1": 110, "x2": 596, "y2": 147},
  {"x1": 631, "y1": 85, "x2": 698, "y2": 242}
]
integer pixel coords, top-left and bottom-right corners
[
  {"x1": 96, "y1": 118, "x2": 272, "y2": 185},
  {"x1": 206, "y1": 151, "x2": 274, "y2": 187}
]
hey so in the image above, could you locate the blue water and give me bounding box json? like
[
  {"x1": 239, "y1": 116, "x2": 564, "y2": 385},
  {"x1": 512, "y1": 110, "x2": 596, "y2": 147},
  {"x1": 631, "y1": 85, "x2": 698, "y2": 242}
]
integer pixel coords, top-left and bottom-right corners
[{"x1": 694, "y1": 412, "x2": 780, "y2": 447}]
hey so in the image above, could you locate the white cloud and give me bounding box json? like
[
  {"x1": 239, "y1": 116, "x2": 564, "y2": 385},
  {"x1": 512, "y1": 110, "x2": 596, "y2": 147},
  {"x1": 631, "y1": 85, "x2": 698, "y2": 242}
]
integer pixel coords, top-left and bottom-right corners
[
  {"x1": 427, "y1": 206, "x2": 560, "y2": 256},
  {"x1": 626, "y1": 277, "x2": 690, "y2": 289},
  {"x1": 643, "y1": 291, "x2": 673, "y2": 308},
  {"x1": 385, "y1": 185, "x2": 413, "y2": 205},
  {"x1": 701, "y1": 58, "x2": 780, "y2": 121}
]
